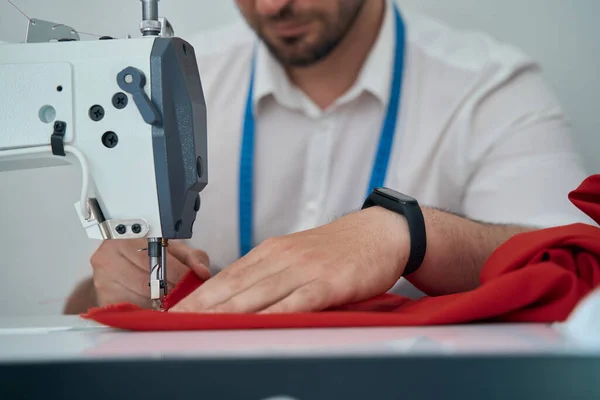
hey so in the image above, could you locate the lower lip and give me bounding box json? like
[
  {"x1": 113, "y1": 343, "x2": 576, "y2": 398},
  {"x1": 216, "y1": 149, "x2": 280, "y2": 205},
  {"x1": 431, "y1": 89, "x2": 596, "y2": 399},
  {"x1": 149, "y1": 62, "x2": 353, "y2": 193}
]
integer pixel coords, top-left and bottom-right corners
[{"x1": 270, "y1": 23, "x2": 309, "y2": 37}]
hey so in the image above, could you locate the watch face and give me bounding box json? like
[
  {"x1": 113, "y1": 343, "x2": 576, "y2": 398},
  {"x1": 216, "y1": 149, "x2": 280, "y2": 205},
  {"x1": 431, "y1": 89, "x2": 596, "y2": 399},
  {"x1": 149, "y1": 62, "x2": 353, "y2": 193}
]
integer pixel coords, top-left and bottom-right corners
[{"x1": 375, "y1": 187, "x2": 417, "y2": 204}]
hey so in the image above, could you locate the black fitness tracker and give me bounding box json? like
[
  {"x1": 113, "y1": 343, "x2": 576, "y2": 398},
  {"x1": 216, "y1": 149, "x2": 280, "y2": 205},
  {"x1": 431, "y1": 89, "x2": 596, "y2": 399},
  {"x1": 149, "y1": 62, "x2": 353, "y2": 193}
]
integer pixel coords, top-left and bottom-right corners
[{"x1": 361, "y1": 188, "x2": 427, "y2": 276}]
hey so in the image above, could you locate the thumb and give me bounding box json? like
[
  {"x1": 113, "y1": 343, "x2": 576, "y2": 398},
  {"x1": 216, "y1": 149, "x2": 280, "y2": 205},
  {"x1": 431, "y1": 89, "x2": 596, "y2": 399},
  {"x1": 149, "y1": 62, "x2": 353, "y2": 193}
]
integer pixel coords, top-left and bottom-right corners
[{"x1": 168, "y1": 241, "x2": 211, "y2": 281}]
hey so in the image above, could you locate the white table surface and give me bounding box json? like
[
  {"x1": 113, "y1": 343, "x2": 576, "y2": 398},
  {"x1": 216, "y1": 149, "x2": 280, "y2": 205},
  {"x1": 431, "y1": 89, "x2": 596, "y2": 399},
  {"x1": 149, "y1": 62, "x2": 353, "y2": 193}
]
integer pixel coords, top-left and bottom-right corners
[{"x1": 1, "y1": 315, "x2": 599, "y2": 364}]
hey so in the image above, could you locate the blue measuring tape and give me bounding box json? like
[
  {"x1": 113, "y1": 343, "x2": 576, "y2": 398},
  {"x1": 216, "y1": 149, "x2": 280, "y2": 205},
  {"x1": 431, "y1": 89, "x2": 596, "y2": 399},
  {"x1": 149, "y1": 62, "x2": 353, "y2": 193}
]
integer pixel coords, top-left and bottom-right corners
[{"x1": 239, "y1": 5, "x2": 406, "y2": 257}]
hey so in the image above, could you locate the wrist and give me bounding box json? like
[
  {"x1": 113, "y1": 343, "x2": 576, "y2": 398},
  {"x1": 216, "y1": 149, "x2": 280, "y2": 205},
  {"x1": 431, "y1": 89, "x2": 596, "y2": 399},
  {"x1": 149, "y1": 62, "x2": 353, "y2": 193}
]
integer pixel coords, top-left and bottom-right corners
[
  {"x1": 361, "y1": 188, "x2": 427, "y2": 276},
  {"x1": 363, "y1": 206, "x2": 411, "y2": 277}
]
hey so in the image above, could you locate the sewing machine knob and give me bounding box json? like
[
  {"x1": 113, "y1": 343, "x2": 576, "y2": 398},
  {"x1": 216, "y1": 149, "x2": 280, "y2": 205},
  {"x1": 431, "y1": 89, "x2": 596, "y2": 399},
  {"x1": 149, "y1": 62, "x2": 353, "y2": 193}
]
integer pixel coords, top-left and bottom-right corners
[{"x1": 116, "y1": 66, "x2": 161, "y2": 126}]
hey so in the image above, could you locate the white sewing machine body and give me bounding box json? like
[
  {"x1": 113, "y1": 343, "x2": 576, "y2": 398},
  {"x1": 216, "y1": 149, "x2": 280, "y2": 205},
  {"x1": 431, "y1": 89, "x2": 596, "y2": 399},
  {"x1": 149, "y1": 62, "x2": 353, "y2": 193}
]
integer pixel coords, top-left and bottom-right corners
[
  {"x1": 0, "y1": 5, "x2": 208, "y2": 302},
  {"x1": 0, "y1": 37, "x2": 207, "y2": 241}
]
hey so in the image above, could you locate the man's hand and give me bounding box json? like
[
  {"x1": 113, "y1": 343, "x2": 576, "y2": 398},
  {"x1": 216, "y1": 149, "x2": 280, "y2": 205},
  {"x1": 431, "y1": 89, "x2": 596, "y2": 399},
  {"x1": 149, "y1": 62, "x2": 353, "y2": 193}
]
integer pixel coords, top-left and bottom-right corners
[
  {"x1": 90, "y1": 239, "x2": 211, "y2": 309},
  {"x1": 169, "y1": 205, "x2": 534, "y2": 315},
  {"x1": 171, "y1": 207, "x2": 409, "y2": 314}
]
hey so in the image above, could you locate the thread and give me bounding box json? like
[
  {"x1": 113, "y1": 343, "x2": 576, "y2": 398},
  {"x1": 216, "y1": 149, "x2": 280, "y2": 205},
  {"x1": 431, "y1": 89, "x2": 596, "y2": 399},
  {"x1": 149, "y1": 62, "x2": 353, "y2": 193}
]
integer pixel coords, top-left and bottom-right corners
[
  {"x1": 51, "y1": 24, "x2": 104, "y2": 38},
  {"x1": 5, "y1": 0, "x2": 108, "y2": 38},
  {"x1": 5, "y1": 0, "x2": 31, "y2": 22}
]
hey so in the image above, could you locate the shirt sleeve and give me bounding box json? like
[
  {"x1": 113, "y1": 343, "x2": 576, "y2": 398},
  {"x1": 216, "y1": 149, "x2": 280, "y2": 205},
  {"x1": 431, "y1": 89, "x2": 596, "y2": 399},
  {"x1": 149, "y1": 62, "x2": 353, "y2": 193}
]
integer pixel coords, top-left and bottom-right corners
[{"x1": 460, "y1": 66, "x2": 595, "y2": 228}]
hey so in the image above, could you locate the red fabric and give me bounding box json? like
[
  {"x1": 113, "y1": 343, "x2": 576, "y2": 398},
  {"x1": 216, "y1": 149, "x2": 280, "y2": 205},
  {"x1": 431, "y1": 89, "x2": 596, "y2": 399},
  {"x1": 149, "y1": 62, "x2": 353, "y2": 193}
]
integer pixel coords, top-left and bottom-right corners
[{"x1": 82, "y1": 176, "x2": 600, "y2": 331}]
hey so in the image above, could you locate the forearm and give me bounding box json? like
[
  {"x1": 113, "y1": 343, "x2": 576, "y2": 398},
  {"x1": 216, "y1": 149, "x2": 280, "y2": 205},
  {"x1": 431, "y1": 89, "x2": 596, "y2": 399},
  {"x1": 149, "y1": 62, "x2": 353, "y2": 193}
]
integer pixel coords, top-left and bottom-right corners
[
  {"x1": 63, "y1": 276, "x2": 97, "y2": 315},
  {"x1": 392, "y1": 207, "x2": 534, "y2": 296}
]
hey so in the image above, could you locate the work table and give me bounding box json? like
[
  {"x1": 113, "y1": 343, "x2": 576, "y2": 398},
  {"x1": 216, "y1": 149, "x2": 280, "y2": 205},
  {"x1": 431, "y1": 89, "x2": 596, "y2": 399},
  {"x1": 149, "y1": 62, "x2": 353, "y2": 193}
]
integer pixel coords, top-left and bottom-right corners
[{"x1": 1, "y1": 316, "x2": 599, "y2": 399}]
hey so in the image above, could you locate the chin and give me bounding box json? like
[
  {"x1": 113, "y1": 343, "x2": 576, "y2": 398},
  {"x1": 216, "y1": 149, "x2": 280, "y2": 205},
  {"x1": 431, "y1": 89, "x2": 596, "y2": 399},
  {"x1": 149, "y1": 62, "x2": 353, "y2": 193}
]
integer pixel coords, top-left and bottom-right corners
[
  {"x1": 274, "y1": 50, "x2": 318, "y2": 67},
  {"x1": 269, "y1": 38, "x2": 323, "y2": 66}
]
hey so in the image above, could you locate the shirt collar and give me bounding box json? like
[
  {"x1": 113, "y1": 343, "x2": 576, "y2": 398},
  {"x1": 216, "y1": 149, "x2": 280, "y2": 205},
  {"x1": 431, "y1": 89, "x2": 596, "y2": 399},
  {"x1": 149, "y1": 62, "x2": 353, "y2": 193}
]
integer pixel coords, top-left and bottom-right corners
[
  {"x1": 351, "y1": 0, "x2": 395, "y2": 106},
  {"x1": 252, "y1": 0, "x2": 396, "y2": 112},
  {"x1": 253, "y1": 42, "x2": 298, "y2": 111}
]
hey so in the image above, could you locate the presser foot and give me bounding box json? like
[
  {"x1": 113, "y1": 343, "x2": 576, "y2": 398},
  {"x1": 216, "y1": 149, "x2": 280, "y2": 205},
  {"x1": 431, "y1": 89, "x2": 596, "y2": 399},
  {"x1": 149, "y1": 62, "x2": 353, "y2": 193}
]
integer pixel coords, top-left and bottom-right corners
[
  {"x1": 151, "y1": 298, "x2": 165, "y2": 312},
  {"x1": 148, "y1": 237, "x2": 168, "y2": 312}
]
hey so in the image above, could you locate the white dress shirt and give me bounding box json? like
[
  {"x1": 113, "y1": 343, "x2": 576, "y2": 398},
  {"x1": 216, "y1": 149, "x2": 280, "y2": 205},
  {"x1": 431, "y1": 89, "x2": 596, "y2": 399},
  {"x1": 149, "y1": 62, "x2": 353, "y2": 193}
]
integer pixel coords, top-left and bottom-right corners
[{"x1": 185, "y1": 0, "x2": 593, "y2": 282}]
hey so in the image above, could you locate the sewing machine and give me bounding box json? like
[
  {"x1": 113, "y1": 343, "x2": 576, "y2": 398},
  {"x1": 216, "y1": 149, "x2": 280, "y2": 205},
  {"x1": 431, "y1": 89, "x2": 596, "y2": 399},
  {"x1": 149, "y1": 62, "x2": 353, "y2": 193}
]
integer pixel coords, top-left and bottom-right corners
[{"x1": 0, "y1": 0, "x2": 207, "y2": 309}]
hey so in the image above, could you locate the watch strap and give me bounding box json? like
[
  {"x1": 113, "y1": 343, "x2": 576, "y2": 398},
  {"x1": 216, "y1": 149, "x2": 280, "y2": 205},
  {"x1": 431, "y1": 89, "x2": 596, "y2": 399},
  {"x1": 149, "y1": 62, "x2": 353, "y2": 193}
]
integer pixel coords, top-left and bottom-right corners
[{"x1": 362, "y1": 192, "x2": 426, "y2": 276}]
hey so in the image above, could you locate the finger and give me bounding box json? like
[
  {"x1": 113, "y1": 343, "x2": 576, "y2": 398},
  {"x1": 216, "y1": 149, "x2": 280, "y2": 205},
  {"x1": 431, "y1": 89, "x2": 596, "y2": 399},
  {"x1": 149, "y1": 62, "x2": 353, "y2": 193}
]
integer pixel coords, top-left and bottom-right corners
[
  {"x1": 92, "y1": 245, "x2": 152, "y2": 298},
  {"x1": 116, "y1": 239, "x2": 158, "y2": 272},
  {"x1": 164, "y1": 253, "x2": 200, "y2": 284},
  {"x1": 167, "y1": 241, "x2": 211, "y2": 281},
  {"x1": 205, "y1": 267, "x2": 315, "y2": 314},
  {"x1": 94, "y1": 253, "x2": 153, "y2": 299},
  {"x1": 259, "y1": 280, "x2": 335, "y2": 314},
  {"x1": 170, "y1": 255, "x2": 285, "y2": 313},
  {"x1": 168, "y1": 241, "x2": 209, "y2": 268},
  {"x1": 96, "y1": 279, "x2": 152, "y2": 309}
]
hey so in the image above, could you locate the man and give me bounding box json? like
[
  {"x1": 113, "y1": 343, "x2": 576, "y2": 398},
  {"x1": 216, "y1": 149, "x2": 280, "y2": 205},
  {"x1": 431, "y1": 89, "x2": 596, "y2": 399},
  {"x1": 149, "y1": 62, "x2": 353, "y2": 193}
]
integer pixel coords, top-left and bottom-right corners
[{"x1": 65, "y1": 0, "x2": 592, "y2": 314}]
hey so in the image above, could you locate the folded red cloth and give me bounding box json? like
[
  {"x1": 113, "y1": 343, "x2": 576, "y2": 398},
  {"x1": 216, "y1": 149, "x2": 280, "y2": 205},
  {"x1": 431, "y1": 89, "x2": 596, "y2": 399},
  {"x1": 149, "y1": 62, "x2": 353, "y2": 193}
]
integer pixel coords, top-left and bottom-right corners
[{"x1": 82, "y1": 176, "x2": 600, "y2": 331}]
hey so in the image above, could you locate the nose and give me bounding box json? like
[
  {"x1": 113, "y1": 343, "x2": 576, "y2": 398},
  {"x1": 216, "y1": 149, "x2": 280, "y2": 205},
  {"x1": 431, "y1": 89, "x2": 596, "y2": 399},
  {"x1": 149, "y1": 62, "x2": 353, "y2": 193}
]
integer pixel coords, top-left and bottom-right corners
[{"x1": 255, "y1": 0, "x2": 293, "y2": 16}]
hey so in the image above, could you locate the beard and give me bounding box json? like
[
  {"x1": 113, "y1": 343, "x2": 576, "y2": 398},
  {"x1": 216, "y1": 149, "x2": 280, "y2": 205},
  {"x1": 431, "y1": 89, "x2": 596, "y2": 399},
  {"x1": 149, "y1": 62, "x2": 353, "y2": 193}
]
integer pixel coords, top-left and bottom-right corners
[{"x1": 251, "y1": 1, "x2": 367, "y2": 67}]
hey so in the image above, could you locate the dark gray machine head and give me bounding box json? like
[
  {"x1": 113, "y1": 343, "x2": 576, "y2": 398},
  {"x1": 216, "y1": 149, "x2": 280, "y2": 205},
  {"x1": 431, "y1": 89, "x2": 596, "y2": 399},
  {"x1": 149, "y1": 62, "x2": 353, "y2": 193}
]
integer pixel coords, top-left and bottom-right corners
[{"x1": 149, "y1": 37, "x2": 208, "y2": 239}]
